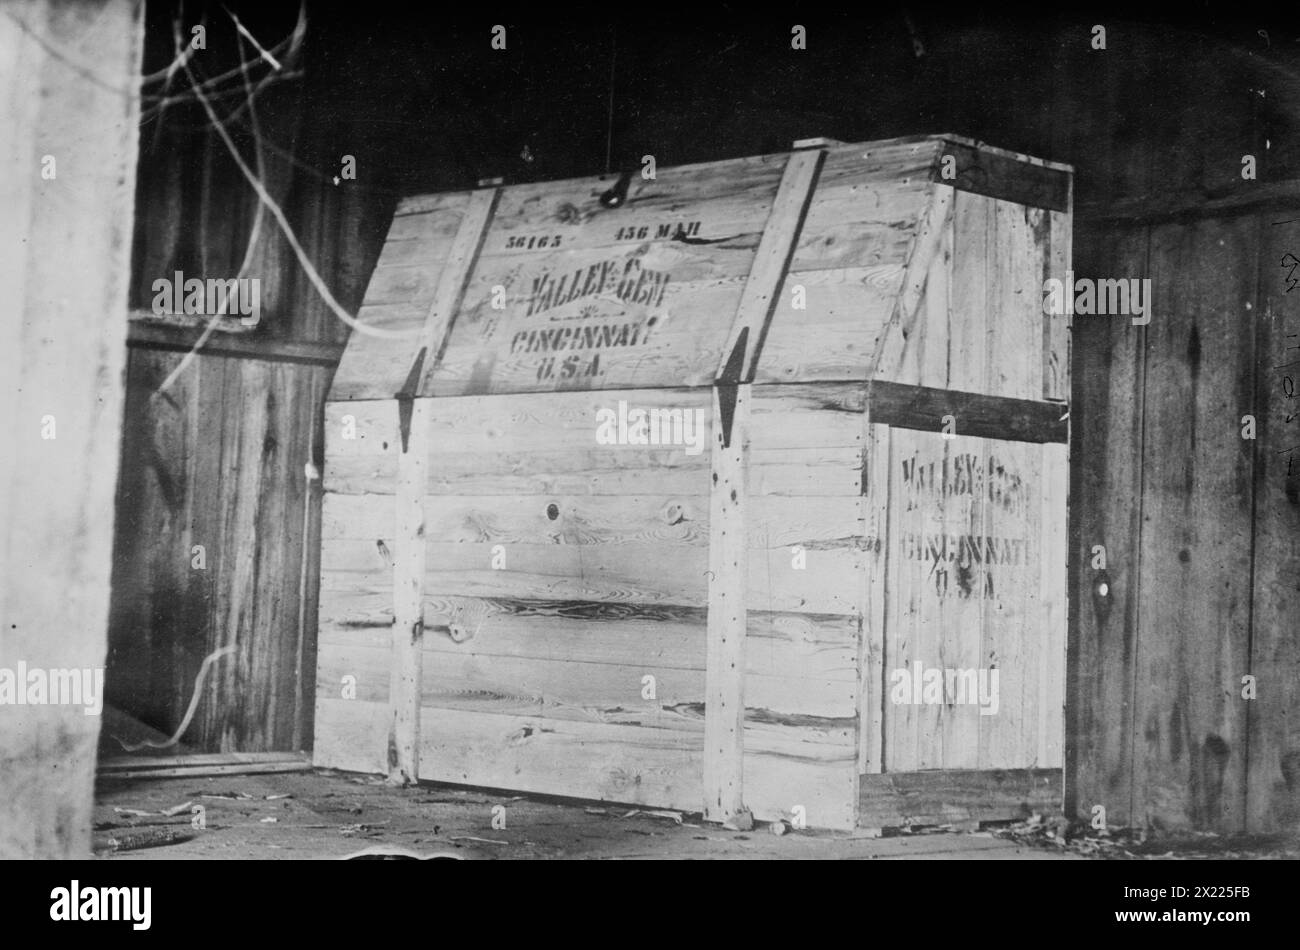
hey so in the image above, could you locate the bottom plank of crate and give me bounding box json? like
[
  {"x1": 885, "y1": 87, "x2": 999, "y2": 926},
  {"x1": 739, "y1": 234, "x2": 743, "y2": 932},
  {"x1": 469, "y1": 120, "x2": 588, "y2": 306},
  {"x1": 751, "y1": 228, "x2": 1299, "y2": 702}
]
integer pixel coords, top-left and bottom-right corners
[
  {"x1": 315, "y1": 698, "x2": 858, "y2": 829},
  {"x1": 858, "y1": 768, "x2": 1062, "y2": 829}
]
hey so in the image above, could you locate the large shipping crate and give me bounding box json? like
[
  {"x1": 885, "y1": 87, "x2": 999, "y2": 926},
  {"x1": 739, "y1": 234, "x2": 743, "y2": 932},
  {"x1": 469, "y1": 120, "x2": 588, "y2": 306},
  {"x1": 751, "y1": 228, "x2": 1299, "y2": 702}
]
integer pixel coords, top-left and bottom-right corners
[{"x1": 315, "y1": 134, "x2": 1072, "y2": 830}]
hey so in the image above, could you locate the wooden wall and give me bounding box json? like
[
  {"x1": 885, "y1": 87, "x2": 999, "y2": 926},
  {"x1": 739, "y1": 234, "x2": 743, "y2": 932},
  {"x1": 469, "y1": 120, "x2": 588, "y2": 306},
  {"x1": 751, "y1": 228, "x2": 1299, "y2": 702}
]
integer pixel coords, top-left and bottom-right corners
[
  {"x1": 0, "y1": 0, "x2": 143, "y2": 859},
  {"x1": 108, "y1": 348, "x2": 328, "y2": 752},
  {"x1": 109, "y1": 8, "x2": 1300, "y2": 830},
  {"x1": 107, "y1": 5, "x2": 387, "y2": 751},
  {"x1": 1071, "y1": 207, "x2": 1300, "y2": 833}
]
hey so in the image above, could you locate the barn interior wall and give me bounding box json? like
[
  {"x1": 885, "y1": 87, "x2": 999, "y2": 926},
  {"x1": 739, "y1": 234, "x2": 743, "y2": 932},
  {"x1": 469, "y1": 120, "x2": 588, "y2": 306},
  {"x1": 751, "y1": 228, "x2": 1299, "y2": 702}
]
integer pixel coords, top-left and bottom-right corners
[{"x1": 108, "y1": 6, "x2": 1300, "y2": 831}]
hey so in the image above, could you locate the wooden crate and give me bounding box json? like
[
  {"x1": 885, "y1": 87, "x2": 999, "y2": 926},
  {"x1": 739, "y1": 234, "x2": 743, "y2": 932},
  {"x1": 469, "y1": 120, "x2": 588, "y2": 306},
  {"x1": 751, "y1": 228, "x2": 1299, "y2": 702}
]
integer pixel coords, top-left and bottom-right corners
[{"x1": 315, "y1": 134, "x2": 1072, "y2": 831}]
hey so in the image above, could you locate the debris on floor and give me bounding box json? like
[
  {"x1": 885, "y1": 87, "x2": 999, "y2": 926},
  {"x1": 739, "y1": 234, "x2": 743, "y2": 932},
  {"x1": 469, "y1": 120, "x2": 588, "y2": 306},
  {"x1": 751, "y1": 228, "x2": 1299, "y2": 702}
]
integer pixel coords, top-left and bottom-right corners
[
  {"x1": 987, "y1": 813, "x2": 1300, "y2": 859},
  {"x1": 618, "y1": 809, "x2": 684, "y2": 825},
  {"x1": 95, "y1": 827, "x2": 194, "y2": 854},
  {"x1": 94, "y1": 769, "x2": 1298, "y2": 860}
]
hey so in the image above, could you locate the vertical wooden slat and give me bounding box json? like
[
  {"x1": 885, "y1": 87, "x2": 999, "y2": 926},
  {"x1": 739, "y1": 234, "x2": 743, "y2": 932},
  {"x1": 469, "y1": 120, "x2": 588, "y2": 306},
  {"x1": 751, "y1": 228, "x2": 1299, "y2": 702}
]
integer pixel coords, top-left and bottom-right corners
[
  {"x1": 1039, "y1": 442, "x2": 1069, "y2": 768},
  {"x1": 211, "y1": 361, "x2": 269, "y2": 749},
  {"x1": 981, "y1": 439, "x2": 1041, "y2": 767},
  {"x1": 704, "y1": 384, "x2": 749, "y2": 823},
  {"x1": 873, "y1": 185, "x2": 955, "y2": 383},
  {"x1": 881, "y1": 427, "x2": 921, "y2": 773},
  {"x1": 919, "y1": 212, "x2": 952, "y2": 389},
  {"x1": 388, "y1": 399, "x2": 430, "y2": 785},
  {"x1": 384, "y1": 186, "x2": 499, "y2": 783},
  {"x1": 1068, "y1": 221, "x2": 1147, "y2": 825},
  {"x1": 988, "y1": 199, "x2": 1043, "y2": 400},
  {"x1": 295, "y1": 365, "x2": 326, "y2": 751},
  {"x1": 701, "y1": 148, "x2": 824, "y2": 822},
  {"x1": 1043, "y1": 201, "x2": 1073, "y2": 401},
  {"x1": 1131, "y1": 218, "x2": 1253, "y2": 832},
  {"x1": 415, "y1": 186, "x2": 501, "y2": 393},
  {"x1": 189, "y1": 352, "x2": 227, "y2": 743},
  {"x1": 914, "y1": 433, "x2": 950, "y2": 770},
  {"x1": 948, "y1": 191, "x2": 991, "y2": 393},
  {"x1": 715, "y1": 150, "x2": 824, "y2": 382},
  {"x1": 940, "y1": 432, "x2": 986, "y2": 771},
  {"x1": 1249, "y1": 215, "x2": 1300, "y2": 831},
  {"x1": 858, "y1": 422, "x2": 890, "y2": 775}
]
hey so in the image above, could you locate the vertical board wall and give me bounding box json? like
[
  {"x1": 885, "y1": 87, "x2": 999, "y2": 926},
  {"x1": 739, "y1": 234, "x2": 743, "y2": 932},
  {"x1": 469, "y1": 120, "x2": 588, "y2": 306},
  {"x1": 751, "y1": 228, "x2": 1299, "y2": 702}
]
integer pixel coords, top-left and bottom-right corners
[{"x1": 1071, "y1": 210, "x2": 1300, "y2": 833}]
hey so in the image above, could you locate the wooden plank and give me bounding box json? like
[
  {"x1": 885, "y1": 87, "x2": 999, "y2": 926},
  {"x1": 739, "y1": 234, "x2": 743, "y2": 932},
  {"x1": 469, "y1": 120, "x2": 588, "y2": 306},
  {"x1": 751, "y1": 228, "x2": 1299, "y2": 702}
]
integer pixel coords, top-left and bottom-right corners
[
  {"x1": 330, "y1": 191, "x2": 471, "y2": 399},
  {"x1": 364, "y1": 262, "x2": 451, "y2": 304},
  {"x1": 1067, "y1": 222, "x2": 1147, "y2": 827},
  {"x1": 935, "y1": 138, "x2": 1071, "y2": 213},
  {"x1": 297, "y1": 365, "x2": 326, "y2": 750},
  {"x1": 978, "y1": 439, "x2": 1042, "y2": 768},
  {"x1": 869, "y1": 382, "x2": 1068, "y2": 443},
  {"x1": 1043, "y1": 206, "x2": 1073, "y2": 402},
  {"x1": 205, "y1": 359, "x2": 270, "y2": 749},
  {"x1": 881, "y1": 427, "x2": 921, "y2": 773},
  {"x1": 388, "y1": 399, "x2": 430, "y2": 784},
  {"x1": 314, "y1": 699, "x2": 859, "y2": 829},
  {"x1": 127, "y1": 319, "x2": 344, "y2": 365},
  {"x1": 317, "y1": 644, "x2": 858, "y2": 723},
  {"x1": 106, "y1": 351, "x2": 193, "y2": 730},
  {"x1": 988, "y1": 199, "x2": 1044, "y2": 400},
  {"x1": 1130, "y1": 218, "x2": 1253, "y2": 832},
  {"x1": 858, "y1": 768, "x2": 1062, "y2": 829},
  {"x1": 319, "y1": 602, "x2": 858, "y2": 681},
  {"x1": 1249, "y1": 214, "x2": 1300, "y2": 832},
  {"x1": 184, "y1": 353, "x2": 225, "y2": 737},
  {"x1": 918, "y1": 209, "x2": 953, "y2": 388},
  {"x1": 322, "y1": 538, "x2": 861, "y2": 615},
  {"x1": 426, "y1": 387, "x2": 717, "y2": 453},
  {"x1": 1040, "y1": 443, "x2": 1069, "y2": 768},
  {"x1": 948, "y1": 191, "x2": 992, "y2": 393},
  {"x1": 415, "y1": 187, "x2": 500, "y2": 393},
  {"x1": 757, "y1": 266, "x2": 898, "y2": 383},
  {"x1": 323, "y1": 492, "x2": 863, "y2": 550},
  {"x1": 704, "y1": 383, "x2": 750, "y2": 824},
  {"x1": 873, "y1": 185, "x2": 954, "y2": 384},
  {"x1": 791, "y1": 174, "x2": 930, "y2": 271},
  {"x1": 323, "y1": 443, "x2": 858, "y2": 499},
  {"x1": 98, "y1": 752, "x2": 310, "y2": 772},
  {"x1": 717, "y1": 149, "x2": 825, "y2": 382},
  {"x1": 96, "y1": 761, "x2": 314, "y2": 781},
  {"x1": 859, "y1": 423, "x2": 889, "y2": 774},
  {"x1": 938, "y1": 426, "x2": 987, "y2": 771},
  {"x1": 913, "y1": 428, "x2": 950, "y2": 770},
  {"x1": 468, "y1": 151, "x2": 785, "y2": 249}
]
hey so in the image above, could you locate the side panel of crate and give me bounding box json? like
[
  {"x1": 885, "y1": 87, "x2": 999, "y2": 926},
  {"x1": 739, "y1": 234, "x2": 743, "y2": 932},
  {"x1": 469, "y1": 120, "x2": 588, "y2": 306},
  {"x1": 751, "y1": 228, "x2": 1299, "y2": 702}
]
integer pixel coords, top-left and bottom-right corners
[{"x1": 879, "y1": 427, "x2": 1066, "y2": 772}]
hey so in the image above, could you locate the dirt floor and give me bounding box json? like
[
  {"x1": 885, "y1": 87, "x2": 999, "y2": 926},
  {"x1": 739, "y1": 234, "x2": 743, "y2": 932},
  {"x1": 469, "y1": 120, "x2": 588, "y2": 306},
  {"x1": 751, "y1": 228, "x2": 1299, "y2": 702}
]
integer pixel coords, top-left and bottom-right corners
[
  {"x1": 94, "y1": 768, "x2": 1300, "y2": 860},
  {"x1": 92, "y1": 768, "x2": 1082, "y2": 860}
]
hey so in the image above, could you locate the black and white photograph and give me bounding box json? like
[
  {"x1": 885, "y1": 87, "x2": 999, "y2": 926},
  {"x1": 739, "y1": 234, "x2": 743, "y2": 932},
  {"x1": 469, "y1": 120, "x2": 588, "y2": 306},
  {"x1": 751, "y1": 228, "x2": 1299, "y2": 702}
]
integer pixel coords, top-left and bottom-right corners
[{"x1": 0, "y1": 0, "x2": 1295, "y2": 921}]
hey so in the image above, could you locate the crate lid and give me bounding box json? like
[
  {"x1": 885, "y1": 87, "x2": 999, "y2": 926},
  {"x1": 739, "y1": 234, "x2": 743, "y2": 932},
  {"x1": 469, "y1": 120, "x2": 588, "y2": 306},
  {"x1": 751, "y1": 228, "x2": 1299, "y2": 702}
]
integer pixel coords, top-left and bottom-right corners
[{"x1": 330, "y1": 134, "x2": 1071, "y2": 401}]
